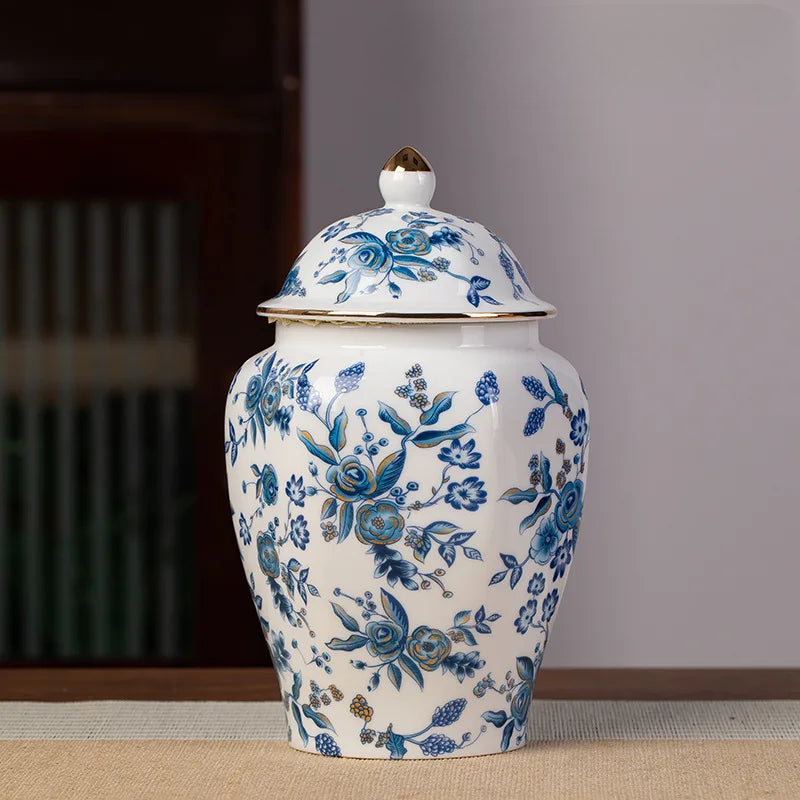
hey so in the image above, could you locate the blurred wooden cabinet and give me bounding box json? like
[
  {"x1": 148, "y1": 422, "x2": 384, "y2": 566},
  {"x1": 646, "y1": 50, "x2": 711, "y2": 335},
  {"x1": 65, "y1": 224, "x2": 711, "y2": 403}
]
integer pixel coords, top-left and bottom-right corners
[{"x1": 0, "y1": 1, "x2": 300, "y2": 664}]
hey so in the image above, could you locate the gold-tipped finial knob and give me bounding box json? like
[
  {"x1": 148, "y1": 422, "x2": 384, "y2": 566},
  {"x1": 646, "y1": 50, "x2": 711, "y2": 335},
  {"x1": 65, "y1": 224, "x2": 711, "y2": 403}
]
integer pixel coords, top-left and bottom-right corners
[
  {"x1": 379, "y1": 146, "x2": 436, "y2": 207},
  {"x1": 382, "y1": 146, "x2": 433, "y2": 173}
]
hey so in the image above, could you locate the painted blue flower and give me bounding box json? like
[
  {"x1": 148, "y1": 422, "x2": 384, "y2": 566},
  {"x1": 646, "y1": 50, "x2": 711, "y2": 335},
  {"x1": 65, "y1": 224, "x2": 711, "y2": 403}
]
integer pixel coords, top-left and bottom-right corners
[
  {"x1": 321, "y1": 220, "x2": 348, "y2": 242},
  {"x1": 334, "y1": 362, "x2": 366, "y2": 393},
  {"x1": 529, "y1": 517, "x2": 562, "y2": 565},
  {"x1": 550, "y1": 544, "x2": 572, "y2": 579},
  {"x1": 510, "y1": 681, "x2": 532, "y2": 726},
  {"x1": 244, "y1": 373, "x2": 264, "y2": 412},
  {"x1": 285, "y1": 474, "x2": 306, "y2": 507},
  {"x1": 268, "y1": 630, "x2": 292, "y2": 674},
  {"x1": 326, "y1": 455, "x2": 377, "y2": 500},
  {"x1": 348, "y1": 242, "x2": 393, "y2": 275},
  {"x1": 542, "y1": 588, "x2": 559, "y2": 622},
  {"x1": 277, "y1": 266, "x2": 306, "y2": 297},
  {"x1": 430, "y1": 226, "x2": 463, "y2": 248},
  {"x1": 407, "y1": 626, "x2": 452, "y2": 670},
  {"x1": 441, "y1": 651, "x2": 485, "y2": 682},
  {"x1": 255, "y1": 463, "x2": 279, "y2": 506},
  {"x1": 386, "y1": 228, "x2": 431, "y2": 255},
  {"x1": 354, "y1": 500, "x2": 405, "y2": 546},
  {"x1": 474, "y1": 371, "x2": 500, "y2": 405},
  {"x1": 256, "y1": 532, "x2": 280, "y2": 579},
  {"x1": 438, "y1": 438, "x2": 481, "y2": 469},
  {"x1": 275, "y1": 405, "x2": 294, "y2": 439},
  {"x1": 554, "y1": 479, "x2": 584, "y2": 532},
  {"x1": 527, "y1": 572, "x2": 545, "y2": 596},
  {"x1": 237, "y1": 513, "x2": 251, "y2": 547},
  {"x1": 570, "y1": 409, "x2": 589, "y2": 446},
  {"x1": 445, "y1": 476, "x2": 487, "y2": 511},
  {"x1": 364, "y1": 619, "x2": 406, "y2": 662},
  {"x1": 289, "y1": 515, "x2": 309, "y2": 550},
  {"x1": 259, "y1": 380, "x2": 281, "y2": 424},
  {"x1": 514, "y1": 598, "x2": 538, "y2": 634}
]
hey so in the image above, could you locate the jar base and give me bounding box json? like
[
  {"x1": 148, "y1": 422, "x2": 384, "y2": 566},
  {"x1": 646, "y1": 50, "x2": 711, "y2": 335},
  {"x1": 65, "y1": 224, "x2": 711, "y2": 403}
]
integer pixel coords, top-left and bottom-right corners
[{"x1": 287, "y1": 732, "x2": 529, "y2": 760}]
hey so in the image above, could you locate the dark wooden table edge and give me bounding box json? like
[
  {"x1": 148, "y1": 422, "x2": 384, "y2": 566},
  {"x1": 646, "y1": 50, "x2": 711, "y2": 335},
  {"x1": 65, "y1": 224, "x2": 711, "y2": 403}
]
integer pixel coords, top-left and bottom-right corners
[{"x1": 2, "y1": 668, "x2": 799, "y2": 702}]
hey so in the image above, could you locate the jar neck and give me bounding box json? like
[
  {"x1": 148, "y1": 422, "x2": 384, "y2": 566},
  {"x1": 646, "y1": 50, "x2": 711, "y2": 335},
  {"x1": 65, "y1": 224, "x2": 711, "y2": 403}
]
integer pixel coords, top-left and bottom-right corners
[{"x1": 274, "y1": 320, "x2": 541, "y2": 351}]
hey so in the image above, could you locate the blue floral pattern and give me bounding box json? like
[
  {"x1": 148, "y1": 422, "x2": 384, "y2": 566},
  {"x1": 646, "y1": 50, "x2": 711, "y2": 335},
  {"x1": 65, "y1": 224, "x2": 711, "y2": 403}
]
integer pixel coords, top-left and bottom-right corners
[
  {"x1": 476, "y1": 651, "x2": 541, "y2": 752},
  {"x1": 312, "y1": 209, "x2": 521, "y2": 308},
  {"x1": 226, "y1": 348, "x2": 588, "y2": 757},
  {"x1": 290, "y1": 361, "x2": 498, "y2": 596},
  {"x1": 327, "y1": 586, "x2": 499, "y2": 692}
]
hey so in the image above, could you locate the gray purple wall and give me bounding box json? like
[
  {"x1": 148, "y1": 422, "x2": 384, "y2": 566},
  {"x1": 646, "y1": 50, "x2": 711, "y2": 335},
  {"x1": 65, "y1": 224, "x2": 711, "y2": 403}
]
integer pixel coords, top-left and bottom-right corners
[{"x1": 303, "y1": 1, "x2": 800, "y2": 666}]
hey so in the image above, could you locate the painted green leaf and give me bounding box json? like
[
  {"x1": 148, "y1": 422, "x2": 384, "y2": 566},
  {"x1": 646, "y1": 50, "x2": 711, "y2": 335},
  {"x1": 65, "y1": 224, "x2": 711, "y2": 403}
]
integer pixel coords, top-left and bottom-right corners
[
  {"x1": 411, "y1": 423, "x2": 474, "y2": 449},
  {"x1": 297, "y1": 430, "x2": 338, "y2": 466}
]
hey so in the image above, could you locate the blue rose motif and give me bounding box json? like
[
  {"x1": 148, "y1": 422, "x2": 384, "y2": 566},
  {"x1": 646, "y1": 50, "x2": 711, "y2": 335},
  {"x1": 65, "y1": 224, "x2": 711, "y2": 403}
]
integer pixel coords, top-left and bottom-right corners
[
  {"x1": 245, "y1": 374, "x2": 264, "y2": 411},
  {"x1": 529, "y1": 517, "x2": 562, "y2": 565},
  {"x1": 260, "y1": 380, "x2": 281, "y2": 424},
  {"x1": 555, "y1": 479, "x2": 584, "y2": 532},
  {"x1": 570, "y1": 409, "x2": 589, "y2": 446},
  {"x1": 510, "y1": 681, "x2": 532, "y2": 726},
  {"x1": 406, "y1": 626, "x2": 452, "y2": 671},
  {"x1": 326, "y1": 455, "x2": 377, "y2": 501},
  {"x1": 386, "y1": 228, "x2": 431, "y2": 255},
  {"x1": 348, "y1": 242, "x2": 393, "y2": 275},
  {"x1": 268, "y1": 630, "x2": 292, "y2": 674},
  {"x1": 354, "y1": 500, "x2": 405, "y2": 546},
  {"x1": 364, "y1": 619, "x2": 405, "y2": 662},
  {"x1": 256, "y1": 532, "x2": 280, "y2": 579},
  {"x1": 255, "y1": 463, "x2": 279, "y2": 506},
  {"x1": 438, "y1": 438, "x2": 481, "y2": 469},
  {"x1": 444, "y1": 476, "x2": 487, "y2": 511}
]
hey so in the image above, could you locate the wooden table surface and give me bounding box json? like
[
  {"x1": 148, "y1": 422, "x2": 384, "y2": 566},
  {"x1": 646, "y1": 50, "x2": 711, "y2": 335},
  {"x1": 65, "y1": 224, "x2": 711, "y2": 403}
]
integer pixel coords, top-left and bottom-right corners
[{"x1": 2, "y1": 668, "x2": 799, "y2": 702}]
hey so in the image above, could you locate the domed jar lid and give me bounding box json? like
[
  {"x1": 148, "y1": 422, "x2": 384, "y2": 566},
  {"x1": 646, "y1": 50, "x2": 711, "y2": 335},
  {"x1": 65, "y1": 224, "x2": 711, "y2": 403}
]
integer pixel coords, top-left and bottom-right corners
[{"x1": 259, "y1": 146, "x2": 556, "y2": 323}]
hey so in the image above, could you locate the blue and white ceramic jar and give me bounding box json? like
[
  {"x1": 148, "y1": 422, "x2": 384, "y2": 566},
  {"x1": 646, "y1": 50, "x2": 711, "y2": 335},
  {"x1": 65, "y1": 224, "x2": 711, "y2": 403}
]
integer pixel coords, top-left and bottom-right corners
[{"x1": 225, "y1": 147, "x2": 589, "y2": 759}]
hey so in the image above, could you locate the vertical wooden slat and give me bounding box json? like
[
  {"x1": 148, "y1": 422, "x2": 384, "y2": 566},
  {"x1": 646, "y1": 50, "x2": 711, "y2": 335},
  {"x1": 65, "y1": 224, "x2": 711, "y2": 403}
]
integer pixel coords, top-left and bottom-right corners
[
  {"x1": 20, "y1": 202, "x2": 43, "y2": 658},
  {"x1": 122, "y1": 203, "x2": 144, "y2": 657},
  {"x1": 0, "y1": 203, "x2": 7, "y2": 657},
  {"x1": 156, "y1": 203, "x2": 179, "y2": 658},
  {"x1": 54, "y1": 202, "x2": 76, "y2": 657},
  {"x1": 88, "y1": 203, "x2": 110, "y2": 658}
]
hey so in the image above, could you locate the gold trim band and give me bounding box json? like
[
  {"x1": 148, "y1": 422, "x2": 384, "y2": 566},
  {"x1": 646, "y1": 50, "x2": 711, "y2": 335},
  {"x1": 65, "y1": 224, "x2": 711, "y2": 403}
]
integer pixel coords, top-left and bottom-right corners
[{"x1": 257, "y1": 305, "x2": 557, "y2": 323}]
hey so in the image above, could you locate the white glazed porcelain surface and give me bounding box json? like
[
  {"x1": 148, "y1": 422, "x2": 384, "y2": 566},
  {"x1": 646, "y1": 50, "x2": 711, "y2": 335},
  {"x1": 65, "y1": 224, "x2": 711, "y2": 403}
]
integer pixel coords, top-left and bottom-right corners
[
  {"x1": 225, "y1": 321, "x2": 588, "y2": 758},
  {"x1": 258, "y1": 158, "x2": 556, "y2": 320}
]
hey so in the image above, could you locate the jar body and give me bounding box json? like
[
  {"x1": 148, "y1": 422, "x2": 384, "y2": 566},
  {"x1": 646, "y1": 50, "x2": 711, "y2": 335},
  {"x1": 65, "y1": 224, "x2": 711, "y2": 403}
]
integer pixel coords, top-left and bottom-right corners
[{"x1": 224, "y1": 321, "x2": 589, "y2": 759}]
